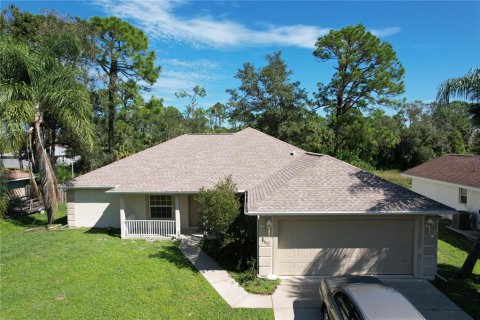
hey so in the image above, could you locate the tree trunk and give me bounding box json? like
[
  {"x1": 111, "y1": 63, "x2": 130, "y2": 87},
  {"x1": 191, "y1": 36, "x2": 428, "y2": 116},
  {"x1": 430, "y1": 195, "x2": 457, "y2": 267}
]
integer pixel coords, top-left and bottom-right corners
[
  {"x1": 33, "y1": 106, "x2": 59, "y2": 225},
  {"x1": 459, "y1": 232, "x2": 480, "y2": 277},
  {"x1": 107, "y1": 59, "x2": 118, "y2": 152},
  {"x1": 50, "y1": 129, "x2": 56, "y2": 166}
]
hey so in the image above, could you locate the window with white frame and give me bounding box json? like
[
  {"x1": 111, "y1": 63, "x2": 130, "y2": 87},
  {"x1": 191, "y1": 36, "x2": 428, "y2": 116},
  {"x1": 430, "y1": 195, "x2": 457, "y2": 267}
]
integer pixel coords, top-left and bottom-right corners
[
  {"x1": 149, "y1": 195, "x2": 173, "y2": 219},
  {"x1": 459, "y1": 188, "x2": 467, "y2": 204}
]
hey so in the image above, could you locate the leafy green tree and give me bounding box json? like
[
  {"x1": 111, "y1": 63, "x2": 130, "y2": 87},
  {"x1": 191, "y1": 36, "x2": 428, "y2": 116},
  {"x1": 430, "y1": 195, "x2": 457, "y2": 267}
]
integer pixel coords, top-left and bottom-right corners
[
  {"x1": 437, "y1": 68, "x2": 480, "y2": 127},
  {"x1": 313, "y1": 24, "x2": 405, "y2": 155},
  {"x1": 90, "y1": 16, "x2": 160, "y2": 151},
  {"x1": 227, "y1": 51, "x2": 310, "y2": 141},
  {"x1": 2, "y1": 6, "x2": 94, "y2": 163},
  {"x1": 175, "y1": 85, "x2": 209, "y2": 133},
  {"x1": 0, "y1": 37, "x2": 93, "y2": 224},
  {"x1": 208, "y1": 102, "x2": 226, "y2": 130},
  {"x1": 197, "y1": 176, "x2": 240, "y2": 240}
]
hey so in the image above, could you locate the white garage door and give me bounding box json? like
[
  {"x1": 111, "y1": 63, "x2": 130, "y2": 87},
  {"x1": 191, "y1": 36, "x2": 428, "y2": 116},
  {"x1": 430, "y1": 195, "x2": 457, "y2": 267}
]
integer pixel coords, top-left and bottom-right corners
[{"x1": 276, "y1": 218, "x2": 414, "y2": 276}]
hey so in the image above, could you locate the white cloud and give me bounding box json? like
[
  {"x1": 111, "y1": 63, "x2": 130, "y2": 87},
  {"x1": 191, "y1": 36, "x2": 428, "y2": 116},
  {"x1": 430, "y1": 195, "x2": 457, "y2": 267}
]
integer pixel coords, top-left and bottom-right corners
[
  {"x1": 93, "y1": 0, "x2": 400, "y2": 49},
  {"x1": 370, "y1": 27, "x2": 402, "y2": 38},
  {"x1": 143, "y1": 57, "x2": 222, "y2": 107}
]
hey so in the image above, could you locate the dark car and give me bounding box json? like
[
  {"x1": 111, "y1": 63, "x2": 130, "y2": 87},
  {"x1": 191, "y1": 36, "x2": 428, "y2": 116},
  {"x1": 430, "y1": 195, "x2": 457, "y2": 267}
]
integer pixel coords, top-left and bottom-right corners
[{"x1": 320, "y1": 276, "x2": 425, "y2": 320}]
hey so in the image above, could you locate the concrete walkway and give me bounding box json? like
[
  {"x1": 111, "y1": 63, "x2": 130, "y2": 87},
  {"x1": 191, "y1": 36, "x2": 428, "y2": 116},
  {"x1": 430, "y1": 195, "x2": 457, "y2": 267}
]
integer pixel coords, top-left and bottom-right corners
[{"x1": 179, "y1": 236, "x2": 272, "y2": 309}]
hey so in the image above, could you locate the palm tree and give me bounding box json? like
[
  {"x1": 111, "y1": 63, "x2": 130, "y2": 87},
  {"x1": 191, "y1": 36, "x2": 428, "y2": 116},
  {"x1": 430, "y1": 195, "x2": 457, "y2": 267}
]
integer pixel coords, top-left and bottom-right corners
[
  {"x1": 437, "y1": 67, "x2": 480, "y2": 278},
  {"x1": 437, "y1": 68, "x2": 480, "y2": 126},
  {"x1": 0, "y1": 37, "x2": 93, "y2": 224}
]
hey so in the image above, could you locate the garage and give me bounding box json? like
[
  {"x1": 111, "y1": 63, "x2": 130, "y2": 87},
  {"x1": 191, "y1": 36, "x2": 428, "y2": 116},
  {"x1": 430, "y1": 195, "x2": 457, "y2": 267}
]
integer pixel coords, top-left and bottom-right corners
[{"x1": 275, "y1": 217, "x2": 415, "y2": 276}]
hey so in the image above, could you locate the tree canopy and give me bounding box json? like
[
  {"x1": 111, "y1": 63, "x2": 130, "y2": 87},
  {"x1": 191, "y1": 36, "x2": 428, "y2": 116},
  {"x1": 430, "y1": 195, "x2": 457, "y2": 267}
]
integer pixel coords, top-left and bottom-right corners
[{"x1": 313, "y1": 24, "x2": 405, "y2": 155}]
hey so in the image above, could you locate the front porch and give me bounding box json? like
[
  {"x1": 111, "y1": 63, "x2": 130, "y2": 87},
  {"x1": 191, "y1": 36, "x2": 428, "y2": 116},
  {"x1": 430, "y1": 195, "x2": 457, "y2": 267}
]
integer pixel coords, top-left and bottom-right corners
[{"x1": 119, "y1": 194, "x2": 201, "y2": 239}]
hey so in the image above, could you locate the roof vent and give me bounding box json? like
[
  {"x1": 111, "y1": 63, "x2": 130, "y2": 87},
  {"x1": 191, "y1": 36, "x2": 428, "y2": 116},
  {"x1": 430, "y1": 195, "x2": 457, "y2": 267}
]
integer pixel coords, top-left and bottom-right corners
[{"x1": 290, "y1": 151, "x2": 296, "y2": 156}]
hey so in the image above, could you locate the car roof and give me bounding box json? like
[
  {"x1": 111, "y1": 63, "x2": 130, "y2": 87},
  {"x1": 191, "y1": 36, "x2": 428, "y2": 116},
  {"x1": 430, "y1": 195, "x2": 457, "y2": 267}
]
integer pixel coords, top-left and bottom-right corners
[
  {"x1": 323, "y1": 276, "x2": 425, "y2": 320},
  {"x1": 344, "y1": 284, "x2": 425, "y2": 320}
]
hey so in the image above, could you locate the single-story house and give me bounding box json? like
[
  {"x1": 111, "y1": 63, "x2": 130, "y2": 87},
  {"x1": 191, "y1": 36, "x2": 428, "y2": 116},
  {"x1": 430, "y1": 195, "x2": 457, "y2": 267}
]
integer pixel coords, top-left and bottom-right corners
[
  {"x1": 66, "y1": 128, "x2": 453, "y2": 278},
  {"x1": 403, "y1": 154, "x2": 480, "y2": 228}
]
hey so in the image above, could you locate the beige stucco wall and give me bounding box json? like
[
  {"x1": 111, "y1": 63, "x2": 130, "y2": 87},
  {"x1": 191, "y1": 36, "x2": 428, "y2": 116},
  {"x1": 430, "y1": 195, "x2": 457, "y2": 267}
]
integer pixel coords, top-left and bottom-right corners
[
  {"x1": 258, "y1": 216, "x2": 273, "y2": 277},
  {"x1": 422, "y1": 215, "x2": 439, "y2": 279},
  {"x1": 66, "y1": 190, "x2": 75, "y2": 227},
  {"x1": 412, "y1": 178, "x2": 480, "y2": 214},
  {"x1": 124, "y1": 194, "x2": 147, "y2": 220},
  {"x1": 72, "y1": 189, "x2": 120, "y2": 228},
  {"x1": 257, "y1": 215, "x2": 436, "y2": 279},
  {"x1": 179, "y1": 195, "x2": 189, "y2": 229},
  {"x1": 68, "y1": 190, "x2": 193, "y2": 231}
]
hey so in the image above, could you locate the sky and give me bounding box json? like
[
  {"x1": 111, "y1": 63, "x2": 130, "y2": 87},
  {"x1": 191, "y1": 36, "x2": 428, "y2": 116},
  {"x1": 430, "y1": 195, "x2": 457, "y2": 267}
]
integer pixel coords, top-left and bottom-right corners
[{"x1": 4, "y1": 1, "x2": 480, "y2": 111}]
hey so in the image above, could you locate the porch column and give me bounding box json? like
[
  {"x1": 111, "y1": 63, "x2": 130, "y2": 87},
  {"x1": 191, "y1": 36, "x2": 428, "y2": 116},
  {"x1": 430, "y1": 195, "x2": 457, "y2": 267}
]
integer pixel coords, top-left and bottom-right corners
[
  {"x1": 174, "y1": 195, "x2": 181, "y2": 236},
  {"x1": 120, "y1": 195, "x2": 126, "y2": 239}
]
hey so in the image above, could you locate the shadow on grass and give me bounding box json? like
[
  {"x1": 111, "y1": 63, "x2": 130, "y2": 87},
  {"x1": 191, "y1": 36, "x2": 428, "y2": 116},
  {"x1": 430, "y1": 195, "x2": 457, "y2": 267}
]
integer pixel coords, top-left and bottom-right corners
[
  {"x1": 438, "y1": 219, "x2": 476, "y2": 254},
  {"x1": 434, "y1": 264, "x2": 480, "y2": 319},
  {"x1": 84, "y1": 228, "x2": 121, "y2": 238},
  {"x1": 148, "y1": 244, "x2": 197, "y2": 272}
]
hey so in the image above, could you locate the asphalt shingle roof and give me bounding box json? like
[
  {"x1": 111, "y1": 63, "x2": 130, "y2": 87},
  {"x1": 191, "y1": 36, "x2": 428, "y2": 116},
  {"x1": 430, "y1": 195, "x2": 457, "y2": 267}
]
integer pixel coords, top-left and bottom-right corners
[
  {"x1": 70, "y1": 128, "x2": 303, "y2": 192},
  {"x1": 403, "y1": 154, "x2": 480, "y2": 189},
  {"x1": 70, "y1": 128, "x2": 453, "y2": 213},
  {"x1": 248, "y1": 153, "x2": 452, "y2": 213}
]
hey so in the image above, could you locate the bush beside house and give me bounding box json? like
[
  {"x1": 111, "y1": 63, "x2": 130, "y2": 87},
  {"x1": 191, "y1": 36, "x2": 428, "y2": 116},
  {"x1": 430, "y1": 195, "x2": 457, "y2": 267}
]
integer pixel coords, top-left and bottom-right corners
[{"x1": 196, "y1": 176, "x2": 279, "y2": 294}]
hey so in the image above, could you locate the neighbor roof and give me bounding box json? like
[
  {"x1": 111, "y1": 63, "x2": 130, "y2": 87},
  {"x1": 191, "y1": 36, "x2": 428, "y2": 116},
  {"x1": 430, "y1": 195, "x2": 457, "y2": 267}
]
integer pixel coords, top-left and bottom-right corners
[
  {"x1": 247, "y1": 153, "x2": 452, "y2": 214},
  {"x1": 7, "y1": 170, "x2": 30, "y2": 181},
  {"x1": 403, "y1": 154, "x2": 480, "y2": 189},
  {"x1": 70, "y1": 128, "x2": 452, "y2": 214}
]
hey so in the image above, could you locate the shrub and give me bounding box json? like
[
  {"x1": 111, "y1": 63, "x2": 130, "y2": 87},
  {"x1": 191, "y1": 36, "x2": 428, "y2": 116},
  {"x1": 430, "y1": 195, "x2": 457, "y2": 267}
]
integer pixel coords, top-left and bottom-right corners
[
  {"x1": 197, "y1": 175, "x2": 240, "y2": 239},
  {"x1": 197, "y1": 176, "x2": 257, "y2": 270}
]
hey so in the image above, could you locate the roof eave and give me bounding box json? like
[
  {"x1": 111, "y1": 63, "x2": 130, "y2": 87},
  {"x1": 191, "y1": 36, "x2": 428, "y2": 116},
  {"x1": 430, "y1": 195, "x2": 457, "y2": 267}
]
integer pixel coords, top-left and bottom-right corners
[
  {"x1": 402, "y1": 174, "x2": 480, "y2": 191},
  {"x1": 63, "y1": 185, "x2": 117, "y2": 190},
  {"x1": 245, "y1": 209, "x2": 455, "y2": 216}
]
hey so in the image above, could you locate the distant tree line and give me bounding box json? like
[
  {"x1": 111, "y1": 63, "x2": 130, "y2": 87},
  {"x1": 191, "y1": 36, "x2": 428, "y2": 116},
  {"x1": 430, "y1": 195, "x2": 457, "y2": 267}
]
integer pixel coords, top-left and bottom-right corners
[{"x1": 1, "y1": 6, "x2": 479, "y2": 221}]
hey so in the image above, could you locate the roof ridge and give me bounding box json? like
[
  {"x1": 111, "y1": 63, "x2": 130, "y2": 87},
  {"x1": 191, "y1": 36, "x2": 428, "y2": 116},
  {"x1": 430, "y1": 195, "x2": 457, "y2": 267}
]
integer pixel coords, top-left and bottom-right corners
[
  {"x1": 187, "y1": 133, "x2": 233, "y2": 135},
  {"x1": 234, "y1": 127, "x2": 305, "y2": 152},
  {"x1": 248, "y1": 153, "x2": 320, "y2": 209}
]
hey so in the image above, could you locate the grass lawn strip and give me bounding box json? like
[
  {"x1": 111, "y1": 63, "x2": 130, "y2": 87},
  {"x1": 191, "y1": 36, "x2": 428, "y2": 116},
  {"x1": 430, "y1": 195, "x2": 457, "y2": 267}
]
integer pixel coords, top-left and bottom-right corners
[{"x1": 0, "y1": 210, "x2": 273, "y2": 320}]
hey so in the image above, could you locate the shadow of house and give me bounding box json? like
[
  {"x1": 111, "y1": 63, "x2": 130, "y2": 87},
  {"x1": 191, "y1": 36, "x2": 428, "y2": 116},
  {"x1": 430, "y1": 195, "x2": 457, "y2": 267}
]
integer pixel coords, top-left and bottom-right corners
[{"x1": 347, "y1": 170, "x2": 445, "y2": 212}]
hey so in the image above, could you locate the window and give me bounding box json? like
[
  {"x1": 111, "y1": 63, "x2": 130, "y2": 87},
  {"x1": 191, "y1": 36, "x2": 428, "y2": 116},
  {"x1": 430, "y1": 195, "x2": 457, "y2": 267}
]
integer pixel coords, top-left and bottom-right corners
[
  {"x1": 459, "y1": 188, "x2": 467, "y2": 204},
  {"x1": 149, "y1": 195, "x2": 173, "y2": 219},
  {"x1": 333, "y1": 291, "x2": 362, "y2": 320}
]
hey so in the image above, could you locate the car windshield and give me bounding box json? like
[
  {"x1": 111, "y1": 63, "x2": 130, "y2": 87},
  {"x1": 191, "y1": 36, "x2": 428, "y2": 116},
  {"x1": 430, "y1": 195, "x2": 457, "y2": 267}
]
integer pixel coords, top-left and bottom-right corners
[{"x1": 334, "y1": 291, "x2": 362, "y2": 320}]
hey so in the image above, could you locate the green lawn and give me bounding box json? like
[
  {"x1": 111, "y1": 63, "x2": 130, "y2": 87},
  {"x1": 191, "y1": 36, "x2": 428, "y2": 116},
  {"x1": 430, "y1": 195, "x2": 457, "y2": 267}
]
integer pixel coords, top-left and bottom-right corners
[
  {"x1": 434, "y1": 220, "x2": 480, "y2": 319},
  {"x1": 370, "y1": 169, "x2": 412, "y2": 189},
  {"x1": 0, "y1": 211, "x2": 273, "y2": 320}
]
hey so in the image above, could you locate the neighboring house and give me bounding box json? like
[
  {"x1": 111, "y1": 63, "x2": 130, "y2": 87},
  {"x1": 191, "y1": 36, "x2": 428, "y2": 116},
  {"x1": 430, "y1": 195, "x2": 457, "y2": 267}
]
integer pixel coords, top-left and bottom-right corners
[
  {"x1": 6, "y1": 169, "x2": 43, "y2": 215},
  {"x1": 7, "y1": 170, "x2": 31, "y2": 198},
  {"x1": 403, "y1": 154, "x2": 480, "y2": 228},
  {"x1": 66, "y1": 128, "x2": 453, "y2": 278},
  {"x1": 1, "y1": 145, "x2": 79, "y2": 169},
  {"x1": 1, "y1": 155, "x2": 30, "y2": 170}
]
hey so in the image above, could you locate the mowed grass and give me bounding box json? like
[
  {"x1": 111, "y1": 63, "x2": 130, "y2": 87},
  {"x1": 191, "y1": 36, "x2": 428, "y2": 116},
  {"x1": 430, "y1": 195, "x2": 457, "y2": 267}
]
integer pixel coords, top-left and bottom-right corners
[
  {"x1": 434, "y1": 220, "x2": 480, "y2": 319},
  {"x1": 0, "y1": 211, "x2": 273, "y2": 320},
  {"x1": 370, "y1": 169, "x2": 412, "y2": 189}
]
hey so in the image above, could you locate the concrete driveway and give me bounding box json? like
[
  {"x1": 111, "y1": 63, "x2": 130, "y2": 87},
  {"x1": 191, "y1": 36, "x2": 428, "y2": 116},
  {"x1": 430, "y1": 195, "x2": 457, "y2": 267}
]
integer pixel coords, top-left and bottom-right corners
[{"x1": 272, "y1": 277, "x2": 472, "y2": 320}]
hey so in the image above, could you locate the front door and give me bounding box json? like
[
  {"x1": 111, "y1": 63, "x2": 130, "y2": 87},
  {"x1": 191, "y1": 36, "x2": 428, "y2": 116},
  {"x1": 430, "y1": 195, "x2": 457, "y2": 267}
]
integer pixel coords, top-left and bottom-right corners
[{"x1": 189, "y1": 195, "x2": 200, "y2": 227}]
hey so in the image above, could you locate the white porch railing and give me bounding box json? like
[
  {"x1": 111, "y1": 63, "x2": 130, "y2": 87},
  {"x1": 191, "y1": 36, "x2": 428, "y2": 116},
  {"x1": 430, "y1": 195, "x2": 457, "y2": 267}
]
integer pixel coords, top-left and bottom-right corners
[{"x1": 124, "y1": 220, "x2": 176, "y2": 238}]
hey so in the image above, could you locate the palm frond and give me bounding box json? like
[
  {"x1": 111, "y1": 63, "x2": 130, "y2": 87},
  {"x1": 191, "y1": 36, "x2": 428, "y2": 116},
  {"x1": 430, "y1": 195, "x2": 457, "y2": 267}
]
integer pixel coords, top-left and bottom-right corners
[{"x1": 437, "y1": 68, "x2": 480, "y2": 103}]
